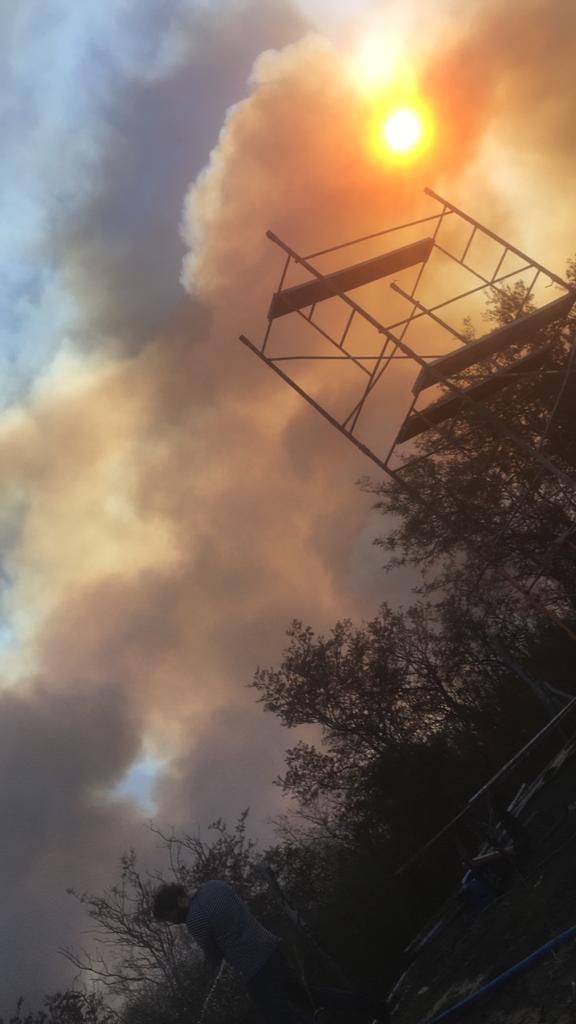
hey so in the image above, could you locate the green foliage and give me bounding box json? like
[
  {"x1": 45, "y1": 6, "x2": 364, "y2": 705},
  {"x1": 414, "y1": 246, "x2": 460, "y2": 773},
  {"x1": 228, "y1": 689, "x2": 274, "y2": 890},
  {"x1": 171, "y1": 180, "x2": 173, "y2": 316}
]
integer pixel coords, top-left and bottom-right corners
[
  {"x1": 249, "y1": 597, "x2": 550, "y2": 988},
  {"x1": 460, "y1": 316, "x2": 476, "y2": 342},
  {"x1": 1, "y1": 993, "x2": 114, "y2": 1024},
  {"x1": 482, "y1": 280, "x2": 536, "y2": 325}
]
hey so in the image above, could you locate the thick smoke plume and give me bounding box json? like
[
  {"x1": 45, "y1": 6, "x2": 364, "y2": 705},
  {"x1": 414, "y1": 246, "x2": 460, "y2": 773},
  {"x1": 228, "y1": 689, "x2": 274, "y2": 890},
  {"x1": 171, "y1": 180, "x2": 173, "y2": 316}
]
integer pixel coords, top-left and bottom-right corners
[{"x1": 1, "y1": 0, "x2": 575, "y2": 1009}]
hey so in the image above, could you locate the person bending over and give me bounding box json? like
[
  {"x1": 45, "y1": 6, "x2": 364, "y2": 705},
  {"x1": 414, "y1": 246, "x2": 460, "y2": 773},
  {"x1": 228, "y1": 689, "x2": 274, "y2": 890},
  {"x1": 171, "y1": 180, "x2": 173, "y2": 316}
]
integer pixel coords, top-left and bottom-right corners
[{"x1": 152, "y1": 879, "x2": 389, "y2": 1024}]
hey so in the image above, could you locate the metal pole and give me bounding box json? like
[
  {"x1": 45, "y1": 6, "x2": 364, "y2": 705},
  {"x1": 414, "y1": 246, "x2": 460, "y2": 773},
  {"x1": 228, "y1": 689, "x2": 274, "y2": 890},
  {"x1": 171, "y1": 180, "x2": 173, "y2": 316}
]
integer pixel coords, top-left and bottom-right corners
[
  {"x1": 394, "y1": 694, "x2": 576, "y2": 877},
  {"x1": 486, "y1": 637, "x2": 564, "y2": 717},
  {"x1": 424, "y1": 187, "x2": 575, "y2": 292},
  {"x1": 239, "y1": 333, "x2": 425, "y2": 506},
  {"x1": 264, "y1": 865, "x2": 350, "y2": 986}
]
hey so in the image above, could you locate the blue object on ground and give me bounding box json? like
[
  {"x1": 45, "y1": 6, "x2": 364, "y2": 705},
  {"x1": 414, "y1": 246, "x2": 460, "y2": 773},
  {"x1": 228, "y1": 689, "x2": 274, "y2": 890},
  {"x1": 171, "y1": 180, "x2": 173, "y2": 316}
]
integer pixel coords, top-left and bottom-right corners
[{"x1": 426, "y1": 923, "x2": 576, "y2": 1023}]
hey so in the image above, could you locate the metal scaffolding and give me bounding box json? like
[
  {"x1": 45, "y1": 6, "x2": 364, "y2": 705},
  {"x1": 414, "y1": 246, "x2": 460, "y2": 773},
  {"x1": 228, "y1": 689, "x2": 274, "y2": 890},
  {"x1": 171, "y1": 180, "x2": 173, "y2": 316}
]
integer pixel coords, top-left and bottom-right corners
[{"x1": 239, "y1": 187, "x2": 576, "y2": 640}]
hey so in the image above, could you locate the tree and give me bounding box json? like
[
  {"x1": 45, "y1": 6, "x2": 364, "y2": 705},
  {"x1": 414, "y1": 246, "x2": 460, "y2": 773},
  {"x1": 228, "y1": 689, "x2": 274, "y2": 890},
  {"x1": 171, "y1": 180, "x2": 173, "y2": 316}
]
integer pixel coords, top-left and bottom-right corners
[
  {"x1": 250, "y1": 601, "x2": 549, "y2": 987},
  {"x1": 251, "y1": 606, "x2": 545, "y2": 834},
  {"x1": 364, "y1": 268, "x2": 576, "y2": 635},
  {"x1": 0, "y1": 993, "x2": 115, "y2": 1024}
]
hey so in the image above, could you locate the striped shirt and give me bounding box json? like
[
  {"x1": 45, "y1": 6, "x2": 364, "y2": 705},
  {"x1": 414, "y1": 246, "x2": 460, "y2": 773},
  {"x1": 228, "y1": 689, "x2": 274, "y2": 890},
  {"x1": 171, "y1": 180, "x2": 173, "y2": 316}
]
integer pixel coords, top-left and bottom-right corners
[{"x1": 185, "y1": 880, "x2": 280, "y2": 981}]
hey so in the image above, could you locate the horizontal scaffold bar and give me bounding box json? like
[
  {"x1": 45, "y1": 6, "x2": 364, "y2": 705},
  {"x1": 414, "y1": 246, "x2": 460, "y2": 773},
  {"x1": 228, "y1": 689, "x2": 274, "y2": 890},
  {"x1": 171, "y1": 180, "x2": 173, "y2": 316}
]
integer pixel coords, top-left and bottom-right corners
[
  {"x1": 397, "y1": 343, "x2": 554, "y2": 442},
  {"x1": 413, "y1": 291, "x2": 575, "y2": 394},
  {"x1": 268, "y1": 237, "x2": 434, "y2": 320}
]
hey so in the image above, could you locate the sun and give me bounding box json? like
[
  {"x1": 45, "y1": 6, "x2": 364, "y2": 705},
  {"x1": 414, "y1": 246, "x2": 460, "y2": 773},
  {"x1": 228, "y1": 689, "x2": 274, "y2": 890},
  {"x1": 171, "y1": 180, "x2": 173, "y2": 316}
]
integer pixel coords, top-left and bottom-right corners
[
  {"x1": 370, "y1": 99, "x2": 434, "y2": 165},
  {"x1": 349, "y1": 36, "x2": 435, "y2": 166},
  {"x1": 383, "y1": 108, "x2": 423, "y2": 154}
]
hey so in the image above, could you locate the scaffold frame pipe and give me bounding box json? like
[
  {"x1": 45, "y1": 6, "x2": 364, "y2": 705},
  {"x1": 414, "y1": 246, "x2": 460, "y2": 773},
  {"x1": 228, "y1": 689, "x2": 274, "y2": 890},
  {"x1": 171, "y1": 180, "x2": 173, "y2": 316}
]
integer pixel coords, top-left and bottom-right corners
[
  {"x1": 394, "y1": 694, "x2": 576, "y2": 877},
  {"x1": 426, "y1": 923, "x2": 576, "y2": 1024},
  {"x1": 424, "y1": 187, "x2": 574, "y2": 291}
]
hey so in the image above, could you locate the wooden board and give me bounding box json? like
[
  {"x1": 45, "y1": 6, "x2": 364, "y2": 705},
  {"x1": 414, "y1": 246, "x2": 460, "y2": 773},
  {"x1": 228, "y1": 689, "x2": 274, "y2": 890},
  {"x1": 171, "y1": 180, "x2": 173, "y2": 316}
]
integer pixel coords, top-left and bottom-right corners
[
  {"x1": 268, "y1": 237, "x2": 434, "y2": 319},
  {"x1": 412, "y1": 292, "x2": 575, "y2": 395},
  {"x1": 398, "y1": 344, "x2": 554, "y2": 443}
]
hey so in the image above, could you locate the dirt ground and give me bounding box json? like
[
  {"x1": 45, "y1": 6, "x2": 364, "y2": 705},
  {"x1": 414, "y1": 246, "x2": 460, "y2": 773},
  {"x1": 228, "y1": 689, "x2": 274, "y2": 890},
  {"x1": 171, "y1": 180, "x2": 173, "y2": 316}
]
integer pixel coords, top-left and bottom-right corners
[{"x1": 390, "y1": 739, "x2": 576, "y2": 1024}]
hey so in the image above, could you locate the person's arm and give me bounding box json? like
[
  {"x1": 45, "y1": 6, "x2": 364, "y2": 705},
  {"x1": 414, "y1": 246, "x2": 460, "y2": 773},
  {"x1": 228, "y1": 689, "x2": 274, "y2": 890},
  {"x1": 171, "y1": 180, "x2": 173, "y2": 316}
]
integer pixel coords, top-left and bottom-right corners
[{"x1": 194, "y1": 930, "x2": 224, "y2": 979}]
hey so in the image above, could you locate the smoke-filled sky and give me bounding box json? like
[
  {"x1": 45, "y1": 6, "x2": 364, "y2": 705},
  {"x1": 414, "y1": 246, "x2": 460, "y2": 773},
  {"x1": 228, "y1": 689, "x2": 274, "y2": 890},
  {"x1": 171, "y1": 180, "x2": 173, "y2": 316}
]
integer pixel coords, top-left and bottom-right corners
[{"x1": 2, "y1": 0, "x2": 576, "y2": 1008}]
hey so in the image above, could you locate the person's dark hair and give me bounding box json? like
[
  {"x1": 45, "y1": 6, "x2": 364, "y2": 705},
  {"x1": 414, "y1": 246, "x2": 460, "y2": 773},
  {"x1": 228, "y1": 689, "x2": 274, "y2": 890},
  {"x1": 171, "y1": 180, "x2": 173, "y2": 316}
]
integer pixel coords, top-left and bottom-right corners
[{"x1": 152, "y1": 883, "x2": 188, "y2": 921}]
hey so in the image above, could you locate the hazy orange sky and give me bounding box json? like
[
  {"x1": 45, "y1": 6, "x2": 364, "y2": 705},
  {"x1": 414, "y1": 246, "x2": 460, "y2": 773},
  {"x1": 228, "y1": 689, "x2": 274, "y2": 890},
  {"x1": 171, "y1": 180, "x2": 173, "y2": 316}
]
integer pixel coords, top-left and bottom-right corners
[{"x1": 2, "y1": 0, "x2": 576, "y2": 1007}]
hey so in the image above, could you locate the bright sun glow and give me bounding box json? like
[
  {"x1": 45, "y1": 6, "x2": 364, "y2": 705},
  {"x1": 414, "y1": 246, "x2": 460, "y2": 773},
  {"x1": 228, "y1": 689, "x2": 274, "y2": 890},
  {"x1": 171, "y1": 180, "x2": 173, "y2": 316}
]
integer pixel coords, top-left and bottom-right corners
[
  {"x1": 350, "y1": 35, "x2": 435, "y2": 166},
  {"x1": 383, "y1": 108, "x2": 422, "y2": 153},
  {"x1": 368, "y1": 98, "x2": 433, "y2": 165}
]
